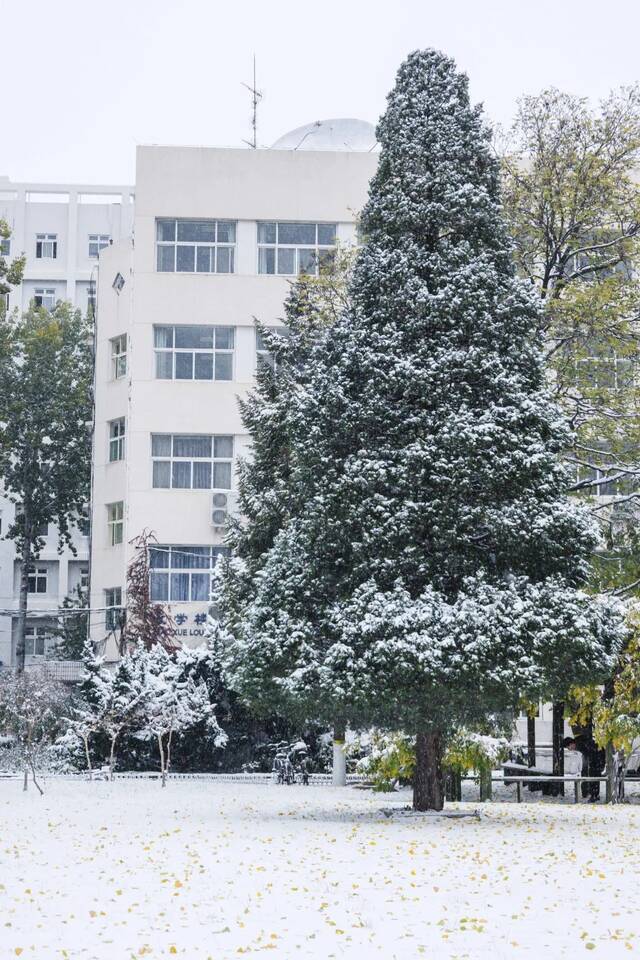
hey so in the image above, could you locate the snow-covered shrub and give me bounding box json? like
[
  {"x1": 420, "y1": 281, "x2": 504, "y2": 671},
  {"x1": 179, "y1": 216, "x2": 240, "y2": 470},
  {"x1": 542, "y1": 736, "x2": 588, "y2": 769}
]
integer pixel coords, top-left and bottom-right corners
[
  {"x1": 356, "y1": 731, "x2": 416, "y2": 791},
  {"x1": 0, "y1": 668, "x2": 69, "y2": 793},
  {"x1": 356, "y1": 727, "x2": 509, "y2": 792},
  {"x1": 443, "y1": 730, "x2": 509, "y2": 776}
]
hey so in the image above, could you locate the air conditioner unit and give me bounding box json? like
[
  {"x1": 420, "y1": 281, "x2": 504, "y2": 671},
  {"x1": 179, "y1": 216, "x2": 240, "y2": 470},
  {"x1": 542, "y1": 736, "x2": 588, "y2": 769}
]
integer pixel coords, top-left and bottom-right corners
[{"x1": 211, "y1": 490, "x2": 237, "y2": 530}]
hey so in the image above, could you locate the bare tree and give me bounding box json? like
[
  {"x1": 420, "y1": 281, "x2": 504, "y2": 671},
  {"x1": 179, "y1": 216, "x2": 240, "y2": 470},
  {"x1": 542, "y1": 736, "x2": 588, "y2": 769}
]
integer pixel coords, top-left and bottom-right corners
[{"x1": 120, "y1": 530, "x2": 177, "y2": 653}]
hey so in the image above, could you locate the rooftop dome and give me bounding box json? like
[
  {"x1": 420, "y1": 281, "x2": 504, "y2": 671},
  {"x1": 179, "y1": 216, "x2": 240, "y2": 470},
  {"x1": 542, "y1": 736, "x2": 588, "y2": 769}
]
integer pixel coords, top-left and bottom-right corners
[{"x1": 271, "y1": 118, "x2": 378, "y2": 152}]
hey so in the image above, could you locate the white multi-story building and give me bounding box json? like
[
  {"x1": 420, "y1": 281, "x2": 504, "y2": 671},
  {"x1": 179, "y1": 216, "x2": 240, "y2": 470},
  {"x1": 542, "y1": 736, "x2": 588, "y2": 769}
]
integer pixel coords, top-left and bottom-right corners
[
  {"x1": 90, "y1": 119, "x2": 378, "y2": 659},
  {"x1": 0, "y1": 177, "x2": 134, "y2": 667}
]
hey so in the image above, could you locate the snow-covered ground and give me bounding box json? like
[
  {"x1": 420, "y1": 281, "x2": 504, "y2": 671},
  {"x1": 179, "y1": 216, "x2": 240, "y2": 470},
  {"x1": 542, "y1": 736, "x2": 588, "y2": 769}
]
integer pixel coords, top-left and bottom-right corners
[{"x1": 1, "y1": 779, "x2": 639, "y2": 959}]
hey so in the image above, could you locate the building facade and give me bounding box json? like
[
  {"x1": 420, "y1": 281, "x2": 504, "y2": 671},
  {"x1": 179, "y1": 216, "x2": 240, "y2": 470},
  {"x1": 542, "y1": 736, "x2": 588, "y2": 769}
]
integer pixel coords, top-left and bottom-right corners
[
  {"x1": 90, "y1": 125, "x2": 378, "y2": 659},
  {"x1": 0, "y1": 177, "x2": 134, "y2": 667}
]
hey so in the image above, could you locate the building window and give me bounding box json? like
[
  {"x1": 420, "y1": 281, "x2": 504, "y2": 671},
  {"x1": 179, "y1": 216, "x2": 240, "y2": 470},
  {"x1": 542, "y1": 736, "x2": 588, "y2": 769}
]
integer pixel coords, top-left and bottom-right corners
[
  {"x1": 575, "y1": 355, "x2": 635, "y2": 392},
  {"x1": 154, "y1": 325, "x2": 234, "y2": 381},
  {"x1": 156, "y1": 219, "x2": 236, "y2": 274},
  {"x1": 151, "y1": 434, "x2": 233, "y2": 490},
  {"x1": 87, "y1": 283, "x2": 96, "y2": 316},
  {"x1": 111, "y1": 334, "x2": 127, "y2": 379},
  {"x1": 257, "y1": 222, "x2": 336, "y2": 276},
  {"x1": 105, "y1": 587, "x2": 123, "y2": 631},
  {"x1": 107, "y1": 501, "x2": 124, "y2": 546},
  {"x1": 34, "y1": 287, "x2": 56, "y2": 310},
  {"x1": 1, "y1": 237, "x2": 10, "y2": 256},
  {"x1": 256, "y1": 327, "x2": 289, "y2": 371},
  {"x1": 109, "y1": 417, "x2": 126, "y2": 462},
  {"x1": 25, "y1": 625, "x2": 50, "y2": 657},
  {"x1": 80, "y1": 566, "x2": 89, "y2": 591},
  {"x1": 149, "y1": 545, "x2": 229, "y2": 602},
  {"x1": 36, "y1": 233, "x2": 57, "y2": 259},
  {"x1": 27, "y1": 565, "x2": 48, "y2": 594},
  {"x1": 88, "y1": 234, "x2": 111, "y2": 258}
]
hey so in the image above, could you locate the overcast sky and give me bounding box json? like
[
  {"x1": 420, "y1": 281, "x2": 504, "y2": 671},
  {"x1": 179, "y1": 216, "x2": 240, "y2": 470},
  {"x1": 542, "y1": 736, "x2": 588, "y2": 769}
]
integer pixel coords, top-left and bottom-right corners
[{"x1": 2, "y1": 0, "x2": 640, "y2": 185}]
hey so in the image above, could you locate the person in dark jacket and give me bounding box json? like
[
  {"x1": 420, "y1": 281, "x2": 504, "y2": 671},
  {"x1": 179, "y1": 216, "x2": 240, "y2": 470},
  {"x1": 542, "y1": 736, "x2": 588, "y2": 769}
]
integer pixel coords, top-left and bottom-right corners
[{"x1": 576, "y1": 733, "x2": 605, "y2": 801}]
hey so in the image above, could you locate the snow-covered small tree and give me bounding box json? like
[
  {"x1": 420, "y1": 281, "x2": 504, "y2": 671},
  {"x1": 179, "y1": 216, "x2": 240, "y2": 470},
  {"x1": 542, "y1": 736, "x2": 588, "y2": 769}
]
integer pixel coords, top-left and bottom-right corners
[
  {"x1": 59, "y1": 640, "x2": 110, "y2": 778},
  {"x1": 135, "y1": 645, "x2": 225, "y2": 786},
  {"x1": 226, "y1": 49, "x2": 626, "y2": 810},
  {"x1": 100, "y1": 648, "x2": 148, "y2": 779},
  {"x1": 0, "y1": 668, "x2": 68, "y2": 793}
]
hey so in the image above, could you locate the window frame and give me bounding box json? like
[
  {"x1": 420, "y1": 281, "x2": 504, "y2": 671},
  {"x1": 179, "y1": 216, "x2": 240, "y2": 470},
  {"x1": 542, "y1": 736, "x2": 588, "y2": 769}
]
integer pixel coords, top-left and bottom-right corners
[
  {"x1": 35, "y1": 233, "x2": 57, "y2": 259},
  {"x1": 107, "y1": 501, "x2": 124, "y2": 546},
  {"x1": 155, "y1": 219, "x2": 236, "y2": 275},
  {"x1": 110, "y1": 334, "x2": 127, "y2": 379},
  {"x1": 27, "y1": 564, "x2": 48, "y2": 594},
  {"x1": 108, "y1": 417, "x2": 126, "y2": 462},
  {"x1": 153, "y1": 325, "x2": 235, "y2": 382},
  {"x1": 257, "y1": 221, "x2": 336, "y2": 277},
  {"x1": 574, "y1": 354, "x2": 636, "y2": 392},
  {"x1": 34, "y1": 287, "x2": 56, "y2": 310},
  {"x1": 88, "y1": 234, "x2": 111, "y2": 258},
  {"x1": 148, "y1": 544, "x2": 229, "y2": 603},
  {"x1": 24, "y1": 624, "x2": 51, "y2": 657},
  {"x1": 151, "y1": 433, "x2": 234, "y2": 491},
  {"x1": 105, "y1": 587, "x2": 123, "y2": 631},
  {"x1": 1, "y1": 237, "x2": 10, "y2": 257}
]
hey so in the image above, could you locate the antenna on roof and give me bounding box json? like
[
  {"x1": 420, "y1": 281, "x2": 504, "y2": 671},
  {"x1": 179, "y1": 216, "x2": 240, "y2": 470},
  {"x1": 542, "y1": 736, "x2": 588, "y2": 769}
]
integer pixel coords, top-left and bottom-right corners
[{"x1": 241, "y1": 55, "x2": 263, "y2": 149}]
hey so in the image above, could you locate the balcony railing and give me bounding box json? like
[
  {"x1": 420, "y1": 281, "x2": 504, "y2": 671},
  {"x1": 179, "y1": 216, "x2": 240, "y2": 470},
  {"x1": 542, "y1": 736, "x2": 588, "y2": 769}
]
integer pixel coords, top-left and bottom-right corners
[{"x1": 23, "y1": 660, "x2": 84, "y2": 682}]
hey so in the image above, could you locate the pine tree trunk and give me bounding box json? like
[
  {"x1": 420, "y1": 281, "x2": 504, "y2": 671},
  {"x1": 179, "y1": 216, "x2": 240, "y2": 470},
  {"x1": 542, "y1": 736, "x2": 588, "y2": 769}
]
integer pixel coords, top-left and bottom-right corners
[
  {"x1": 527, "y1": 715, "x2": 536, "y2": 767},
  {"x1": 109, "y1": 735, "x2": 118, "y2": 781},
  {"x1": 552, "y1": 702, "x2": 565, "y2": 797},
  {"x1": 605, "y1": 741, "x2": 615, "y2": 803},
  {"x1": 15, "y1": 534, "x2": 33, "y2": 674},
  {"x1": 83, "y1": 735, "x2": 93, "y2": 780},
  {"x1": 413, "y1": 731, "x2": 444, "y2": 811},
  {"x1": 166, "y1": 729, "x2": 173, "y2": 781},
  {"x1": 332, "y1": 720, "x2": 346, "y2": 787},
  {"x1": 158, "y1": 734, "x2": 166, "y2": 788}
]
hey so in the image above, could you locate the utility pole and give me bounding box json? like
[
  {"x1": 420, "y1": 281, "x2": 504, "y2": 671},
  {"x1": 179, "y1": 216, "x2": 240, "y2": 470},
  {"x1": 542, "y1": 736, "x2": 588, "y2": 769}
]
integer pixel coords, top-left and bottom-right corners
[{"x1": 241, "y1": 55, "x2": 263, "y2": 149}]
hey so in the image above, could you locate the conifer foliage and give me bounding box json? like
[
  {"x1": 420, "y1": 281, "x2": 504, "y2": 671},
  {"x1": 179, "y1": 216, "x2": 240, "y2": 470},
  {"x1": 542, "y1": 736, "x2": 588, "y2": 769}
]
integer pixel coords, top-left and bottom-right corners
[{"x1": 224, "y1": 50, "x2": 625, "y2": 810}]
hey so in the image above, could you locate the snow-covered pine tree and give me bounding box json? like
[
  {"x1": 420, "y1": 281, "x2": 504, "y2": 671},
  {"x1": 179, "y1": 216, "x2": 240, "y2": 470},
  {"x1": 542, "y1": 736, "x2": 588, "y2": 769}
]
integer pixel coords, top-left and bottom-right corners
[
  {"x1": 221, "y1": 265, "x2": 351, "y2": 621},
  {"x1": 59, "y1": 640, "x2": 110, "y2": 778},
  {"x1": 220, "y1": 262, "x2": 351, "y2": 734},
  {"x1": 228, "y1": 49, "x2": 625, "y2": 810}
]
